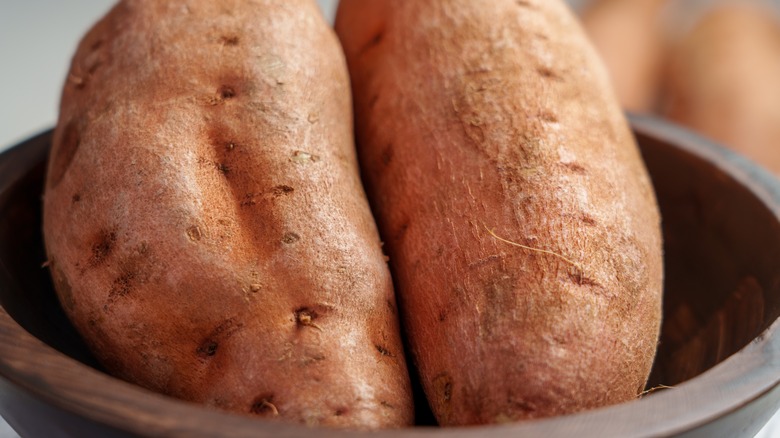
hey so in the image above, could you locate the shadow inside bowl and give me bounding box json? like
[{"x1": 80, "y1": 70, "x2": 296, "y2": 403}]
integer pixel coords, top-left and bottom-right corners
[
  {"x1": 0, "y1": 131, "x2": 102, "y2": 371},
  {"x1": 636, "y1": 124, "x2": 780, "y2": 388}
]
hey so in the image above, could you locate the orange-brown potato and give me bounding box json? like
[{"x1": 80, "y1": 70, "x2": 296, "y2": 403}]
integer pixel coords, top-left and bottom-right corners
[
  {"x1": 43, "y1": 0, "x2": 412, "y2": 429},
  {"x1": 336, "y1": 0, "x2": 663, "y2": 426},
  {"x1": 580, "y1": 0, "x2": 670, "y2": 112},
  {"x1": 663, "y1": 3, "x2": 780, "y2": 174}
]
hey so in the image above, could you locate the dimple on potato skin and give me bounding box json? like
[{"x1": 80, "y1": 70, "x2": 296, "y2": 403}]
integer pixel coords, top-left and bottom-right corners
[
  {"x1": 336, "y1": 0, "x2": 663, "y2": 426},
  {"x1": 43, "y1": 0, "x2": 413, "y2": 429}
]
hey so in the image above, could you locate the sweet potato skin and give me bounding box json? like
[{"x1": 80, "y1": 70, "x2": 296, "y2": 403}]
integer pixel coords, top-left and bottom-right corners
[
  {"x1": 663, "y1": 3, "x2": 780, "y2": 174},
  {"x1": 336, "y1": 0, "x2": 663, "y2": 426},
  {"x1": 43, "y1": 0, "x2": 412, "y2": 429}
]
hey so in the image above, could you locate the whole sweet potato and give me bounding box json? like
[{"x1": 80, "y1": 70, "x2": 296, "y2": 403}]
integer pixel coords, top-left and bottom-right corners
[
  {"x1": 336, "y1": 0, "x2": 663, "y2": 426},
  {"x1": 663, "y1": 3, "x2": 780, "y2": 174},
  {"x1": 43, "y1": 0, "x2": 412, "y2": 429},
  {"x1": 580, "y1": 0, "x2": 669, "y2": 112}
]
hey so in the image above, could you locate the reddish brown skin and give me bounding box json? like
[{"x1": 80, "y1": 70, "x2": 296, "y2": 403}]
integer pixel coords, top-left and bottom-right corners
[
  {"x1": 663, "y1": 4, "x2": 780, "y2": 175},
  {"x1": 336, "y1": 0, "x2": 663, "y2": 426},
  {"x1": 43, "y1": 0, "x2": 413, "y2": 429}
]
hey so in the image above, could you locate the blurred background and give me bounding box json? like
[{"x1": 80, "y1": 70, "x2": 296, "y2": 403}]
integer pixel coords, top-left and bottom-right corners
[{"x1": 0, "y1": 0, "x2": 778, "y2": 436}]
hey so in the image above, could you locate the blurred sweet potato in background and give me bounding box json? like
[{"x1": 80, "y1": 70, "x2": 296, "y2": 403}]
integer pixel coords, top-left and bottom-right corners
[
  {"x1": 580, "y1": 0, "x2": 669, "y2": 112},
  {"x1": 580, "y1": 0, "x2": 780, "y2": 175},
  {"x1": 662, "y1": 2, "x2": 780, "y2": 174}
]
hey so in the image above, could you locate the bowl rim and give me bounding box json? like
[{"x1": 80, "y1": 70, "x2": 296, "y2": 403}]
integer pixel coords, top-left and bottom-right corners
[{"x1": 0, "y1": 115, "x2": 778, "y2": 437}]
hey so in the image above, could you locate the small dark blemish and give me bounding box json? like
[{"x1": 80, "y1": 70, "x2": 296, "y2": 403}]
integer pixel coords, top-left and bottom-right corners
[
  {"x1": 539, "y1": 110, "x2": 558, "y2": 123},
  {"x1": 375, "y1": 344, "x2": 394, "y2": 357},
  {"x1": 282, "y1": 232, "x2": 300, "y2": 244},
  {"x1": 220, "y1": 35, "x2": 239, "y2": 46},
  {"x1": 217, "y1": 162, "x2": 230, "y2": 175},
  {"x1": 581, "y1": 214, "x2": 598, "y2": 226},
  {"x1": 370, "y1": 32, "x2": 384, "y2": 46},
  {"x1": 187, "y1": 226, "x2": 203, "y2": 242},
  {"x1": 72, "y1": 193, "x2": 81, "y2": 203},
  {"x1": 334, "y1": 408, "x2": 348, "y2": 416},
  {"x1": 87, "y1": 60, "x2": 103, "y2": 75},
  {"x1": 568, "y1": 271, "x2": 600, "y2": 287},
  {"x1": 219, "y1": 85, "x2": 236, "y2": 100},
  {"x1": 537, "y1": 66, "x2": 562, "y2": 81},
  {"x1": 369, "y1": 94, "x2": 380, "y2": 109},
  {"x1": 108, "y1": 270, "x2": 136, "y2": 300},
  {"x1": 137, "y1": 242, "x2": 150, "y2": 256},
  {"x1": 359, "y1": 30, "x2": 385, "y2": 56},
  {"x1": 272, "y1": 185, "x2": 294, "y2": 197},
  {"x1": 250, "y1": 395, "x2": 279, "y2": 416},
  {"x1": 561, "y1": 162, "x2": 587, "y2": 174},
  {"x1": 90, "y1": 229, "x2": 117, "y2": 266},
  {"x1": 302, "y1": 352, "x2": 326, "y2": 366},
  {"x1": 433, "y1": 374, "x2": 453, "y2": 402},
  {"x1": 197, "y1": 340, "x2": 218, "y2": 358},
  {"x1": 241, "y1": 193, "x2": 257, "y2": 207},
  {"x1": 394, "y1": 221, "x2": 410, "y2": 242},
  {"x1": 380, "y1": 144, "x2": 393, "y2": 166},
  {"x1": 295, "y1": 307, "x2": 318, "y2": 327},
  {"x1": 194, "y1": 319, "x2": 244, "y2": 357},
  {"x1": 512, "y1": 399, "x2": 538, "y2": 413},
  {"x1": 534, "y1": 32, "x2": 550, "y2": 41},
  {"x1": 380, "y1": 401, "x2": 395, "y2": 409}
]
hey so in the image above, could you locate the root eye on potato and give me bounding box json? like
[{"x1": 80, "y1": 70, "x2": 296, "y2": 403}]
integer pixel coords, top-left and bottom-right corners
[
  {"x1": 250, "y1": 396, "x2": 279, "y2": 416},
  {"x1": 43, "y1": 0, "x2": 413, "y2": 429},
  {"x1": 218, "y1": 85, "x2": 236, "y2": 100},
  {"x1": 197, "y1": 341, "x2": 218, "y2": 358},
  {"x1": 294, "y1": 307, "x2": 320, "y2": 329},
  {"x1": 220, "y1": 35, "x2": 240, "y2": 46}
]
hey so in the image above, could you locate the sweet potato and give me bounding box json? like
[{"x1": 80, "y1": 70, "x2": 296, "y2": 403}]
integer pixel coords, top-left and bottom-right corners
[
  {"x1": 663, "y1": 3, "x2": 780, "y2": 174},
  {"x1": 336, "y1": 0, "x2": 663, "y2": 426},
  {"x1": 43, "y1": 0, "x2": 412, "y2": 429},
  {"x1": 580, "y1": 0, "x2": 669, "y2": 112}
]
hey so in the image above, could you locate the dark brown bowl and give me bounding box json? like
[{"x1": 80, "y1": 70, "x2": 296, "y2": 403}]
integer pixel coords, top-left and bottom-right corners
[{"x1": 0, "y1": 115, "x2": 778, "y2": 437}]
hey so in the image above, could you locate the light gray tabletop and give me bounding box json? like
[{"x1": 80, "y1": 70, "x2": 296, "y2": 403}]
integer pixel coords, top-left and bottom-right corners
[{"x1": 0, "y1": 1, "x2": 777, "y2": 437}]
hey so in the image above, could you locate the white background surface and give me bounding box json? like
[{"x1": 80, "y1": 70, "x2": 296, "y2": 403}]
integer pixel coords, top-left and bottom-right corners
[{"x1": 0, "y1": 0, "x2": 777, "y2": 437}]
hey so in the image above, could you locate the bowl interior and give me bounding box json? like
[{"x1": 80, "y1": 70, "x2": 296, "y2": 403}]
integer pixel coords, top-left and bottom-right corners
[
  {"x1": 0, "y1": 140, "x2": 101, "y2": 370},
  {"x1": 0, "y1": 123, "x2": 779, "y2": 428},
  {"x1": 636, "y1": 126, "x2": 780, "y2": 388}
]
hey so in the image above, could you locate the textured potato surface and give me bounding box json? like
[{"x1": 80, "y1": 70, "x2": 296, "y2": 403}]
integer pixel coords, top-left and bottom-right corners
[
  {"x1": 336, "y1": 0, "x2": 663, "y2": 426},
  {"x1": 43, "y1": 0, "x2": 412, "y2": 429}
]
